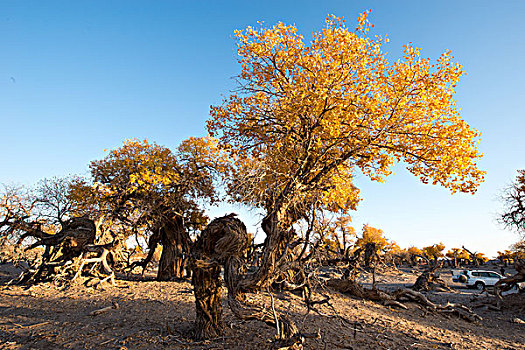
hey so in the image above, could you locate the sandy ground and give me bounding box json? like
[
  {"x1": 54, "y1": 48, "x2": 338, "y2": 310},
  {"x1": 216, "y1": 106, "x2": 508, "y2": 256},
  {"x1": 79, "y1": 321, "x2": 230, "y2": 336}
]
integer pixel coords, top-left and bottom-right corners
[{"x1": 0, "y1": 264, "x2": 524, "y2": 350}]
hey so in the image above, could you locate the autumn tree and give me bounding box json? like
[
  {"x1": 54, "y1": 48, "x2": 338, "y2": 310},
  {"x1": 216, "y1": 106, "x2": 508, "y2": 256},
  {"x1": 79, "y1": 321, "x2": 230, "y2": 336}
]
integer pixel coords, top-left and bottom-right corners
[
  {"x1": 86, "y1": 138, "x2": 221, "y2": 281},
  {"x1": 509, "y1": 240, "x2": 525, "y2": 260},
  {"x1": 383, "y1": 241, "x2": 407, "y2": 266},
  {"x1": 497, "y1": 250, "x2": 513, "y2": 265},
  {"x1": 355, "y1": 224, "x2": 388, "y2": 267},
  {"x1": 445, "y1": 247, "x2": 469, "y2": 268},
  {"x1": 312, "y1": 214, "x2": 356, "y2": 261},
  {"x1": 407, "y1": 246, "x2": 423, "y2": 265},
  {"x1": 422, "y1": 243, "x2": 445, "y2": 262},
  {"x1": 0, "y1": 184, "x2": 34, "y2": 252},
  {"x1": 198, "y1": 11, "x2": 484, "y2": 341},
  {"x1": 446, "y1": 248, "x2": 460, "y2": 268}
]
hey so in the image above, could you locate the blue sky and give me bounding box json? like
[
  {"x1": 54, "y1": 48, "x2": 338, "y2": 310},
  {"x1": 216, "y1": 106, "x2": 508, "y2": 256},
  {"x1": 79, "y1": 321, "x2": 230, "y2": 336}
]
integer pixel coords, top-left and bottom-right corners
[{"x1": 1, "y1": 0, "x2": 524, "y2": 256}]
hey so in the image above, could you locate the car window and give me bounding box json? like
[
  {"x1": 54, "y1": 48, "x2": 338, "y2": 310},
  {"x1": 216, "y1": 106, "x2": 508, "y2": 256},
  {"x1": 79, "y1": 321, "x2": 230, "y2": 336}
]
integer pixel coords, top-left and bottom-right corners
[
  {"x1": 472, "y1": 272, "x2": 479, "y2": 277},
  {"x1": 480, "y1": 272, "x2": 490, "y2": 277},
  {"x1": 489, "y1": 273, "x2": 500, "y2": 278}
]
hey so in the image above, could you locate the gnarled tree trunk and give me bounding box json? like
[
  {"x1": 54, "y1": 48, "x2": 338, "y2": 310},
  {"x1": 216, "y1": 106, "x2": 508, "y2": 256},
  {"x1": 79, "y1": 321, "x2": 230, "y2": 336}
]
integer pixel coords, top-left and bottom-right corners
[
  {"x1": 15, "y1": 217, "x2": 100, "y2": 284},
  {"x1": 157, "y1": 216, "x2": 190, "y2": 281},
  {"x1": 191, "y1": 214, "x2": 301, "y2": 345},
  {"x1": 192, "y1": 261, "x2": 223, "y2": 339},
  {"x1": 191, "y1": 216, "x2": 230, "y2": 339}
]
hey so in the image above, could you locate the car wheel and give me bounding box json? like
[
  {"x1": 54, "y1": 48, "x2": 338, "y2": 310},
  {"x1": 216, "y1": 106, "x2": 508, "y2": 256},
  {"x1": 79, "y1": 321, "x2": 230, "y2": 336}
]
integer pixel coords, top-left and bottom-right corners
[{"x1": 475, "y1": 282, "x2": 485, "y2": 290}]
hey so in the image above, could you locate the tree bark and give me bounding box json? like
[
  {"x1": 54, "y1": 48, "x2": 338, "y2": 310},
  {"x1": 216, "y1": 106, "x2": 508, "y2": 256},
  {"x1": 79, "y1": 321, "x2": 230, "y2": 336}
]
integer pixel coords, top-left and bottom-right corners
[
  {"x1": 192, "y1": 261, "x2": 223, "y2": 339},
  {"x1": 191, "y1": 214, "x2": 300, "y2": 344},
  {"x1": 157, "y1": 216, "x2": 190, "y2": 281},
  {"x1": 191, "y1": 215, "x2": 236, "y2": 339}
]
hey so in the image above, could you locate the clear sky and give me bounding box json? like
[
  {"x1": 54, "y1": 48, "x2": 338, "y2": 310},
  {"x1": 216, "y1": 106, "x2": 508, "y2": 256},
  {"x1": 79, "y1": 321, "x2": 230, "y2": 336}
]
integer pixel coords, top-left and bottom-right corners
[{"x1": 1, "y1": 0, "x2": 524, "y2": 257}]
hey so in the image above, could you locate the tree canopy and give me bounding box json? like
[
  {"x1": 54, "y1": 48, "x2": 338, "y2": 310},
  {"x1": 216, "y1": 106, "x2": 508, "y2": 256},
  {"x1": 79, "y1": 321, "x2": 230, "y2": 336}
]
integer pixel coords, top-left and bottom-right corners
[{"x1": 209, "y1": 13, "x2": 485, "y2": 227}]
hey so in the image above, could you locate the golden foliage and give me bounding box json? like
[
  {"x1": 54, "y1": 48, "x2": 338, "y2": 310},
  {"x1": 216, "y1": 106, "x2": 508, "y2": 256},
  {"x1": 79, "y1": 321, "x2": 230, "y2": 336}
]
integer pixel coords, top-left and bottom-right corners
[
  {"x1": 445, "y1": 248, "x2": 469, "y2": 260},
  {"x1": 407, "y1": 246, "x2": 423, "y2": 257},
  {"x1": 208, "y1": 12, "x2": 484, "y2": 220},
  {"x1": 423, "y1": 243, "x2": 446, "y2": 260},
  {"x1": 356, "y1": 224, "x2": 388, "y2": 250},
  {"x1": 84, "y1": 138, "x2": 221, "y2": 233}
]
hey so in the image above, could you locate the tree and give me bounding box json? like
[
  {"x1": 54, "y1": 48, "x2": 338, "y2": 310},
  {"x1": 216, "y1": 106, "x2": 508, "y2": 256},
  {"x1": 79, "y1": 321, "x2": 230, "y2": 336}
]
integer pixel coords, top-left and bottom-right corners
[
  {"x1": 500, "y1": 170, "x2": 525, "y2": 234},
  {"x1": 497, "y1": 249, "x2": 513, "y2": 265},
  {"x1": 446, "y1": 247, "x2": 469, "y2": 267},
  {"x1": 509, "y1": 240, "x2": 525, "y2": 260},
  {"x1": 86, "y1": 138, "x2": 219, "y2": 280},
  {"x1": 312, "y1": 214, "x2": 356, "y2": 261},
  {"x1": 446, "y1": 248, "x2": 460, "y2": 267},
  {"x1": 200, "y1": 11, "x2": 485, "y2": 341},
  {"x1": 407, "y1": 246, "x2": 423, "y2": 265},
  {"x1": 1, "y1": 177, "x2": 88, "y2": 251},
  {"x1": 462, "y1": 245, "x2": 484, "y2": 266},
  {"x1": 355, "y1": 224, "x2": 388, "y2": 267},
  {"x1": 0, "y1": 184, "x2": 35, "y2": 254},
  {"x1": 0, "y1": 178, "x2": 107, "y2": 284},
  {"x1": 423, "y1": 243, "x2": 445, "y2": 262},
  {"x1": 383, "y1": 241, "x2": 406, "y2": 266}
]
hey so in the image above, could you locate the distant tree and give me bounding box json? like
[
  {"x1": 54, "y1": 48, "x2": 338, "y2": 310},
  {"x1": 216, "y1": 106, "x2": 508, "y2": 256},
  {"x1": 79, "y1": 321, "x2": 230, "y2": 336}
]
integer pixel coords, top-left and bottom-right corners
[
  {"x1": 407, "y1": 246, "x2": 423, "y2": 265},
  {"x1": 315, "y1": 215, "x2": 356, "y2": 260},
  {"x1": 355, "y1": 224, "x2": 388, "y2": 267},
  {"x1": 500, "y1": 170, "x2": 525, "y2": 234},
  {"x1": 510, "y1": 240, "x2": 525, "y2": 259},
  {"x1": 462, "y1": 245, "x2": 484, "y2": 266},
  {"x1": 446, "y1": 248, "x2": 461, "y2": 268},
  {"x1": 446, "y1": 248, "x2": 470, "y2": 267},
  {"x1": 422, "y1": 243, "x2": 446, "y2": 262},
  {"x1": 383, "y1": 241, "x2": 407, "y2": 266},
  {"x1": 497, "y1": 249, "x2": 513, "y2": 265},
  {"x1": 474, "y1": 252, "x2": 488, "y2": 264},
  {"x1": 0, "y1": 184, "x2": 34, "y2": 250}
]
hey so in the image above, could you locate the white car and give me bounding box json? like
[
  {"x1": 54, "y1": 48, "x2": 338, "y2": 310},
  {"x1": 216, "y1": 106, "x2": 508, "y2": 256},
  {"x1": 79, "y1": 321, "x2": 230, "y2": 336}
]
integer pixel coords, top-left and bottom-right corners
[{"x1": 457, "y1": 270, "x2": 503, "y2": 290}]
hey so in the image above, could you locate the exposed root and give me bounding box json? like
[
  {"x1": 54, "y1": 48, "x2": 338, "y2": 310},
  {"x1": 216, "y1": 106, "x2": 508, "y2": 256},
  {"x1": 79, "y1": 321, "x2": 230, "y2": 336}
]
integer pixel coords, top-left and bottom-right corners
[
  {"x1": 327, "y1": 278, "x2": 481, "y2": 322},
  {"x1": 438, "y1": 302, "x2": 482, "y2": 322}
]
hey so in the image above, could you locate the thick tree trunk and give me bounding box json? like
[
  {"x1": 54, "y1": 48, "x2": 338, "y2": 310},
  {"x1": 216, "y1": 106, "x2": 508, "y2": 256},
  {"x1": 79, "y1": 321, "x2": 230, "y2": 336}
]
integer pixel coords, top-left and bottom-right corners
[
  {"x1": 191, "y1": 215, "x2": 235, "y2": 339},
  {"x1": 157, "y1": 217, "x2": 190, "y2": 281},
  {"x1": 192, "y1": 262, "x2": 223, "y2": 339},
  {"x1": 191, "y1": 214, "x2": 300, "y2": 345}
]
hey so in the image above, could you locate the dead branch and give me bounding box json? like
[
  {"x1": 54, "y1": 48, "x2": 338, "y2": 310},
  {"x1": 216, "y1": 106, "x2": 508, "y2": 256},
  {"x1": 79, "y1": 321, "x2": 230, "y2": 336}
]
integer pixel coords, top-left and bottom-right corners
[{"x1": 89, "y1": 301, "x2": 120, "y2": 316}]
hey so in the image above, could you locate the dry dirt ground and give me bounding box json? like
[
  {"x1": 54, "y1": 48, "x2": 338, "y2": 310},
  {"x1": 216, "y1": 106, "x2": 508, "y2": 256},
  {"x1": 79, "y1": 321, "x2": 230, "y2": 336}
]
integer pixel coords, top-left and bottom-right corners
[{"x1": 0, "y1": 264, "x2": 524, "y2": 350}]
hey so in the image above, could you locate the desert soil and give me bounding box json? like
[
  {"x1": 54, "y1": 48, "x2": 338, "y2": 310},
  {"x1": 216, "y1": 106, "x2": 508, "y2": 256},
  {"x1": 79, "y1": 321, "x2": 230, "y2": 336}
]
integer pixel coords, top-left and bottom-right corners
[{"x1": 0, "y1": 264, "x2": 524, "y2": 350}]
